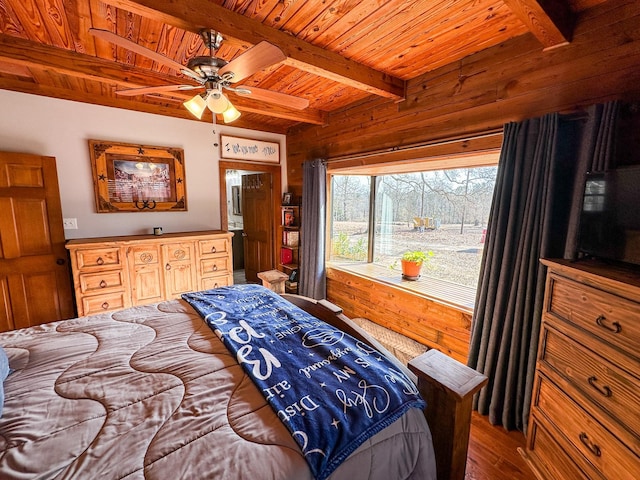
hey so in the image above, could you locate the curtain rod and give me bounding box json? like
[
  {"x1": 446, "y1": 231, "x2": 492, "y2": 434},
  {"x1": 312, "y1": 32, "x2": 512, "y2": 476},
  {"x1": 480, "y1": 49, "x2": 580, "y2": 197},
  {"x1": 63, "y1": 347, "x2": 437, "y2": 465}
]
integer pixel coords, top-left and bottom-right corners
[{"x1": 326, "y1": 130, "x2": 504, "y2": 164}]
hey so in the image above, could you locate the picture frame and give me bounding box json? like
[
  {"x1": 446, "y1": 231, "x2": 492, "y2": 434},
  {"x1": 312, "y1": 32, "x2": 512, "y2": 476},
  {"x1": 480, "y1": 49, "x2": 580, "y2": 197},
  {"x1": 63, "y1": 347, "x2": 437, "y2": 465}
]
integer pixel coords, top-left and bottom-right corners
[
  {"x1": 282, "y1": 208, "x2": 295, "y2": 226},
  {"x1": 88, "y1": 140, "x2": 187, "y2": 213},
  {"x1": 220, "y1": 135, "x2": 280, "y2": 163},
  {"x1": 282, "y1": 192, "x2": 293, "y2": 205}
]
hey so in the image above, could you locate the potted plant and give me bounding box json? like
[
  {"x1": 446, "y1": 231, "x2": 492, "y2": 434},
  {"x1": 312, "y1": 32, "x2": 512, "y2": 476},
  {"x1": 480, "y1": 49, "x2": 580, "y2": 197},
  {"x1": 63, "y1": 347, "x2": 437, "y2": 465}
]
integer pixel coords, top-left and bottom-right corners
[{"x1": 400, "y1": 250, "x2": 433, "y2": 280}]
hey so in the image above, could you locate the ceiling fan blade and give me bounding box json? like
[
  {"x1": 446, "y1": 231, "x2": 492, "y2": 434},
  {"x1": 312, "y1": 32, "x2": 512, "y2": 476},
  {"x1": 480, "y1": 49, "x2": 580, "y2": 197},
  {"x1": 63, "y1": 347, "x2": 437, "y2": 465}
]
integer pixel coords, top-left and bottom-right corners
[
  {"x1": 115, "y1": 85, "x2": 202, "y2": 96},
  {"x1": 235, "y1": 86, "x2": 309, "y2": 110},
  {"x1": 89, "y1": 28, "x2": 203, "y2": 82},
  {"x1": 219, "y1": 41, "x2": 286, "y2": 83}
]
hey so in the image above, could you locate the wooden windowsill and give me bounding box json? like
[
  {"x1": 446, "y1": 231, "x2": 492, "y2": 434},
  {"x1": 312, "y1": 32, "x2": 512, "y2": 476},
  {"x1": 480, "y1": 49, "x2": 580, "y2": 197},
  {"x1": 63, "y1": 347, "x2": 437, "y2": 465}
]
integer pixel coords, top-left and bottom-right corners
[{"x1": 327, "y1": 262, "x2": 476, "y2": 314}]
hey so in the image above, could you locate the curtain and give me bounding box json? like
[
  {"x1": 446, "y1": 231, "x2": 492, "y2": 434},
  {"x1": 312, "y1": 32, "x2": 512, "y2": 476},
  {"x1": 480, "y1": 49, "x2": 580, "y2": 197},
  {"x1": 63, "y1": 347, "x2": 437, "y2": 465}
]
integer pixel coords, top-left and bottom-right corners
[
  {"x1": 299, "y1": 159, "x2": 327, "y2": 299},
  {"x1": 468, "y1": 102, "x2": 619, "y2": 432}
]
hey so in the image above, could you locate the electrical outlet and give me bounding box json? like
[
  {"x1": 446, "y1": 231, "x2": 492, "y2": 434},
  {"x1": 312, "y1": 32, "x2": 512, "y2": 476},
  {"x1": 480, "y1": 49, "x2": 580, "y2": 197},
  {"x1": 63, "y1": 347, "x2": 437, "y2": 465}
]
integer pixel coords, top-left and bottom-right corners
[{"x1": 63, "y1": 218, "x2": 78, "y2": 229}]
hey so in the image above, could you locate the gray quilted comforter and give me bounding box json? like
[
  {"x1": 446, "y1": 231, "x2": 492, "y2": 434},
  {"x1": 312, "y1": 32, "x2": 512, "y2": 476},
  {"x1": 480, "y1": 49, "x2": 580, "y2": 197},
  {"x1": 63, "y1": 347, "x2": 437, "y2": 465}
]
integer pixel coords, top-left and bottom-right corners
[{"x1": 0, "y1": 299, "x2": 436, "y2": 479}]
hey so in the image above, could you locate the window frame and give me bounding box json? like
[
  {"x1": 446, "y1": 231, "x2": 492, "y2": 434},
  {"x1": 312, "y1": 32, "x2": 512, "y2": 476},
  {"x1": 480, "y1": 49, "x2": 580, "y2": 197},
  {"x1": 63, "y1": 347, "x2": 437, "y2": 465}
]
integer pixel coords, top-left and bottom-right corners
[{"x1": 326, "y1": 146, "x2": 501, "y2": 312}]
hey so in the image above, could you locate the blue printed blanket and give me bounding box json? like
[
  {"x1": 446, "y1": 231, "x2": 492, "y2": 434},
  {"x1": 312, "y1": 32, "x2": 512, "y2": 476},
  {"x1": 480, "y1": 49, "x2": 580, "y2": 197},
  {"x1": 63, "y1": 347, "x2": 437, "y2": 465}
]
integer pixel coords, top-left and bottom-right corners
[{"x1": 182, "y1": 285, "x2": 425, "y2": 480}]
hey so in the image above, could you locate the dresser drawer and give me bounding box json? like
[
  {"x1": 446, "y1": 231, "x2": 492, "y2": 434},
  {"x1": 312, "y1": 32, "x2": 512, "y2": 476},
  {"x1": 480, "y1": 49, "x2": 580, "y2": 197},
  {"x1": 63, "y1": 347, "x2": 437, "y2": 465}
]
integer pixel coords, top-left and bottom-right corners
[
  {"x1": 547, "y1": 274, "x2": 640, "y2": 358},
  {"x1": 162, "y1": 242, "x2": 194, "y2": 263},
  {"x1": 198, "y1": 237, "x2": 230, "y2": 256},
  {"x1": 540, "y1": 326, "x2": 640, "y2": 454},
  {"x1": 74, "y1": 247, "x2": 123, "y2": 270},
  {"x1": 80, "y1": 292, "x2": 127, "y2": 316},
  {"x1": 526, "y1": 419, "x2": 593, "y2": 480},
  {"x1": 200, "y1": 257, "x2": 230, "y2": 276},
  {"x1": 129, "y1": 245, "x2": 160, "y2": 265},
  {"x1": 78, "y1": 270, "x2": 126, "y2": 294},
  {"x1": 201, "y1": 274, "x2": 231, "y2": 291},
  {"x1": 534, "y1": 375, "x2": 640, "y2": 480}
]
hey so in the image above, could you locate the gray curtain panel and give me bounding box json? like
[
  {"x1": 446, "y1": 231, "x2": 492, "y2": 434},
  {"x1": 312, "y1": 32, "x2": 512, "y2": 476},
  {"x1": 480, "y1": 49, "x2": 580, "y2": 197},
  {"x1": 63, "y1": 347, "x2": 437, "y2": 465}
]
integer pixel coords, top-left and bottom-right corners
[
  {"x1": 299, "y1": 159, "x2": 327, "y2": 299},
  {"x1": 467, "y1": 102, "x2": 619, "y2": 432}
]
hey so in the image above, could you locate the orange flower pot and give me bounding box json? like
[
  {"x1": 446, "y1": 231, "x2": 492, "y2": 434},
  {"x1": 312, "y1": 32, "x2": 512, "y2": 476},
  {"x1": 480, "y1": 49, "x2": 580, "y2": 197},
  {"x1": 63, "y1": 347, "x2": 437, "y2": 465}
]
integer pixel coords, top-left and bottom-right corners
[{"x1": 401, "y1": 260, "x2": 423, "y2": 279}]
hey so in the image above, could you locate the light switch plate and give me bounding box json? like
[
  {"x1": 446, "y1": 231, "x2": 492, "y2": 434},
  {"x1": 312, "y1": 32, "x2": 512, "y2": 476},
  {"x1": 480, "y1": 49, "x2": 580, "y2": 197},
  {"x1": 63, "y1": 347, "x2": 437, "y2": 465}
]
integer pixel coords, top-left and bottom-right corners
[{"x1": 63, "y1": 218, "x2": 78, "y2": 229}]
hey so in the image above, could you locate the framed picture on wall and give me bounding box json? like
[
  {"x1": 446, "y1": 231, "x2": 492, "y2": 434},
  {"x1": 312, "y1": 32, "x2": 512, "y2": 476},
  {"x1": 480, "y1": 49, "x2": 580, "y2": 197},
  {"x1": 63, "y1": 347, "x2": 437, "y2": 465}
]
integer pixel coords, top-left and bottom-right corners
[
  {"x1": 282, "y1": 192, "x2": 292, "y2": 205},
  {"x1": 88, "y1": 140, "x2": 187, "y2": 212}
]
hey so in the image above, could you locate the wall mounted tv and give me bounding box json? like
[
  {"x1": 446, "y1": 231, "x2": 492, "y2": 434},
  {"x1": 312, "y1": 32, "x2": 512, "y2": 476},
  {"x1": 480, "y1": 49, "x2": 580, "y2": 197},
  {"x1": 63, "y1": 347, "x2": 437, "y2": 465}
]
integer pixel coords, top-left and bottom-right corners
[{"x1": 578, "y1": 165, "x2": 640, "y2": 267}]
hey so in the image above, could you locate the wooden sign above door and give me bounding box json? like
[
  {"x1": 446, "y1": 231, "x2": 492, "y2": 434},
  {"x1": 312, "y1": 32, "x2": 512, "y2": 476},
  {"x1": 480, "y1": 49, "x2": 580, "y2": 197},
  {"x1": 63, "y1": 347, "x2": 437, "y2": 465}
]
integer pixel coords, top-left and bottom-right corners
[{"x1": 220, "y1": 135, "x2": 280, "y2": 164}]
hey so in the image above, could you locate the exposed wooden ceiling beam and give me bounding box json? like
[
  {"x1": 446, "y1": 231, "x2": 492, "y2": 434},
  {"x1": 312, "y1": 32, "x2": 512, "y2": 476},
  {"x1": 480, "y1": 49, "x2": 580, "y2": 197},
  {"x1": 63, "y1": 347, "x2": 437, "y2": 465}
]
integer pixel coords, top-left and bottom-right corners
[
  {"x1": 0, "y1": 75, "x2": 196, "y2": 120},
  {"x1": 108, "y1": 0, "x2": 405, "y2": 100},
  {"x1": 0, "y1": 75, "x2": 287, "y2": 133},
  {"x1": 225, "y1": 94, "x2": 328, "y2": 125},
  {"x1": 502, "y1": 0, "x2": 574, "y2": 49},
  {"x1": 0, "y1": 34, "x2": 178, "y2": 89},
  {"x1": 0, "y1": 34, "x2": 327, "y2": 125}
]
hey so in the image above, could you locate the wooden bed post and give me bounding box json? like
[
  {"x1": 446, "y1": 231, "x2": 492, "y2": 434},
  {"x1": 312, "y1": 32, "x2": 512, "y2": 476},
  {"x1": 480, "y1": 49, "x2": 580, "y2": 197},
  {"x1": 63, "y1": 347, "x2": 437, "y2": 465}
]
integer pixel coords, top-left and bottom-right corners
[{"x1": 409, "y1": 350, "x2": 488, "y2": 480}]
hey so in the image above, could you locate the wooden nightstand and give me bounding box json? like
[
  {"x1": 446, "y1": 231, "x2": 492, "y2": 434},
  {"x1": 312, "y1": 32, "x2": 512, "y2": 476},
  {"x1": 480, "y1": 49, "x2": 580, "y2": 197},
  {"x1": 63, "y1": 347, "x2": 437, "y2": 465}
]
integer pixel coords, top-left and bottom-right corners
[{"x1": 257, "y1": 269, "x2": 289, "y2": 293}]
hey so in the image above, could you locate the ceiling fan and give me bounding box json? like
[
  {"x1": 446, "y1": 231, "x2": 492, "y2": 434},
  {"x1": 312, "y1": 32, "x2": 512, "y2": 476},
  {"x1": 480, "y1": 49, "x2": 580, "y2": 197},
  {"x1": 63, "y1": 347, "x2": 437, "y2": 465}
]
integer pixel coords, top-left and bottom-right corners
[{"x1": 89, "y1": 28, "x2": 309, "y2": 123}]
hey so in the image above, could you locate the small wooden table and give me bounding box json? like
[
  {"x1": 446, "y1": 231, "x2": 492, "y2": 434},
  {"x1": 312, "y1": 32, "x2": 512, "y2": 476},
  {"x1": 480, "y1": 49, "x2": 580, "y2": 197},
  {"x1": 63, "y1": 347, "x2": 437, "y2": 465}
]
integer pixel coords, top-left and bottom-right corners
[{"x1": 257, "y1": 269, "x2": 289, "y2": 293}]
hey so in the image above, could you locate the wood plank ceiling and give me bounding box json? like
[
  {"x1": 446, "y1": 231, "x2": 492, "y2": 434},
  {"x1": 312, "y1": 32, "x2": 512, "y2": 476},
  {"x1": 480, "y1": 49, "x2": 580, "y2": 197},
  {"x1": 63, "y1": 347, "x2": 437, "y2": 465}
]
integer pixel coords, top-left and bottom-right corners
[{"x1": 0, "y1": 0, "x2": 607, "y2": 133}]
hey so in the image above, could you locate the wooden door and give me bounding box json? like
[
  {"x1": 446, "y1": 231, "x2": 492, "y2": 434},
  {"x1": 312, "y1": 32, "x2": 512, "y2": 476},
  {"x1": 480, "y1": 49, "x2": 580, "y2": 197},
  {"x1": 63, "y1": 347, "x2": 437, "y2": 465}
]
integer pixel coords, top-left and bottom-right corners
[
  {"x1": 242, "y1": 173, "x2": 274, "y2": 282},
  {"x1": 0, "y1": 151, "x2": 74, "y2": 331}
]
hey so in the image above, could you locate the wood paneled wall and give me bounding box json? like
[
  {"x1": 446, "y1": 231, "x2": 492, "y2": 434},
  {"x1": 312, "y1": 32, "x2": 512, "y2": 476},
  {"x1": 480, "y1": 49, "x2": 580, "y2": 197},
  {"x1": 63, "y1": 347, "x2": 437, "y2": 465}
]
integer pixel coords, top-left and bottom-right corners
[
  {"x1": 327, "y1": 268, "x2": 472, "y2": 363},
  {"x1": 286, "y1": 0, "x2": 640, "y2": 188},
  {"x1": 286, "y1": 0, "x2": 640, "y2": 359}
]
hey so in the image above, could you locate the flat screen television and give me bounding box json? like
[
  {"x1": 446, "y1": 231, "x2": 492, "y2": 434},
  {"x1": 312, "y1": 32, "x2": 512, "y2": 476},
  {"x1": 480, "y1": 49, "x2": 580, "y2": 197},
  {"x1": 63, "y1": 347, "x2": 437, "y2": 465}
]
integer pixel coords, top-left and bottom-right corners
[{"x1": 578, "y1": 165, "x2": 640, "y2": 267}]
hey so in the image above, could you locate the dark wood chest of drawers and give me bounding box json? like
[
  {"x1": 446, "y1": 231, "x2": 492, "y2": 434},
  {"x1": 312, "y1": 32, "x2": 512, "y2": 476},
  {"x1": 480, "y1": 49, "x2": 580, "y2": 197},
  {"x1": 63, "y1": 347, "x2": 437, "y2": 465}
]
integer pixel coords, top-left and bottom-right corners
[{"x1": 522, "y1": 259, "x2": 640, "y2": 480}]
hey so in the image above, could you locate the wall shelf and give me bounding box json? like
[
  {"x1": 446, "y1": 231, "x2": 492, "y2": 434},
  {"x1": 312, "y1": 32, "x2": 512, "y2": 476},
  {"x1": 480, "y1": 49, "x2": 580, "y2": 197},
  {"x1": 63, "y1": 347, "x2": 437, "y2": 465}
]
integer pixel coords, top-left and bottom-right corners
[{"x1": 278, "y1": 203, "x2": 301, "y2": 293}]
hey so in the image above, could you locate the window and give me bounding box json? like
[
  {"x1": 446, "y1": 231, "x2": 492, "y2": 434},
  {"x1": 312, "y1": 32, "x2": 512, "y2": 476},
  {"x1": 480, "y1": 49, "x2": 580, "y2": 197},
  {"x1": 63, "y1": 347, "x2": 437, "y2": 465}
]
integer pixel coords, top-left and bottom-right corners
[
  {"x1": 328, "y1": 164, "x2": 498, "y2": 309},
  {"x1": 329, "y1": 175, "x2": 371, "y2": 263}
]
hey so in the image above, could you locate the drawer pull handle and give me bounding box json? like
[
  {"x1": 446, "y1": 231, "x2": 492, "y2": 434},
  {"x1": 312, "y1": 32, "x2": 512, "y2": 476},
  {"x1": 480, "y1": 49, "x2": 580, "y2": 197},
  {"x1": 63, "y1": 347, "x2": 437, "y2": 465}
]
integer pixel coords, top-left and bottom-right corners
[
  {"x1": 99, "y1": 280, "x2": 107, "y2": 288},
  {"x1": 101, "y1": 302, "x2": 109, "y2": 310},
  {"x1": 214, "y1": 283, "x2": 219, "y2": 288},
  {"x1": 96, "y1": 257, "x2": 104, "y2": 265},
  {"x1": 165, "y1": 263, "x2": 171, "y2": 271},
  {"x1": 579, "y1": 432, "x2": 601, "y2": 457},
  {"x1": 211, "y1": 246, "x2": 217, "y2": 253},
  {"x1": 212, "y1": 265, "x2": 218, "y2": 271},
  {"x1": 595, "y1": 315, "x2": 622, "y2": 334},
  {"x1": 588, "y1": 376, "x2": 612, "y2": 397}
]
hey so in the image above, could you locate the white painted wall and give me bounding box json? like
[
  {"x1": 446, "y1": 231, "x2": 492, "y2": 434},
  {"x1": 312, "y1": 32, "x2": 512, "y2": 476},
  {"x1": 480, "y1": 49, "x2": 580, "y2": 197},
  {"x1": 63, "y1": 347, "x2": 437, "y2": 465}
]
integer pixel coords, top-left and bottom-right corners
[{"x1": 0, "y1": 89, "x2": 286, "y2": 239}]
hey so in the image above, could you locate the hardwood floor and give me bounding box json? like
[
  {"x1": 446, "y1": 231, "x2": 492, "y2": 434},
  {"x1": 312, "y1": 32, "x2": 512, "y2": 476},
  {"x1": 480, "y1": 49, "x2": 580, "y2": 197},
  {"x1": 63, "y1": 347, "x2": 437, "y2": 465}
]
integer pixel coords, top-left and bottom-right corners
[{"x1": 466, "y1": 412, "x2": 535, "y2": 480}]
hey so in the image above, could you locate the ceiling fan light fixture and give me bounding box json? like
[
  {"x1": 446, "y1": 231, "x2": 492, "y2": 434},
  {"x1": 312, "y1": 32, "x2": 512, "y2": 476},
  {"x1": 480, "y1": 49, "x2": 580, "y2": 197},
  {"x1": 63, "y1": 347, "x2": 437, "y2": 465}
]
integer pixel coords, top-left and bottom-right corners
[
  {"x1": 206, "y1": 90, "x2": 230, "y2": 114},
  {"x1": 93, "y1": 29, "x2": 307, "y2": 124},
  {"x1": 183, "y1": 93, "x2": 207, "y2": 119},
  {"x1": 222, "y1": 104, "x2": 241, "y2": 123}
]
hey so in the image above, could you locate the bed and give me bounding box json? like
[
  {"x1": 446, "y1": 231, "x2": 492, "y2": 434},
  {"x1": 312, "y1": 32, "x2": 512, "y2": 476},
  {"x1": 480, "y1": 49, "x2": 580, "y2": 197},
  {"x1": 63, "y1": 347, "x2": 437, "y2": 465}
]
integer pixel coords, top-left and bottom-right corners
[{"x1": 0, "y1": 284, "x2": 481, "y2": 480}]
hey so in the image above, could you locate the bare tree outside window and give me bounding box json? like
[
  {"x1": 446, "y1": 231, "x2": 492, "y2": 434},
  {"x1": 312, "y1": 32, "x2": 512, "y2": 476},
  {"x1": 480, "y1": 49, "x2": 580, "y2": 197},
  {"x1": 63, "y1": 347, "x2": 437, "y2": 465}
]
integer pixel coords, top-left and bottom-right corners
[{"x1": 329, "y1": 176, "x2": 371, "y2": 262}]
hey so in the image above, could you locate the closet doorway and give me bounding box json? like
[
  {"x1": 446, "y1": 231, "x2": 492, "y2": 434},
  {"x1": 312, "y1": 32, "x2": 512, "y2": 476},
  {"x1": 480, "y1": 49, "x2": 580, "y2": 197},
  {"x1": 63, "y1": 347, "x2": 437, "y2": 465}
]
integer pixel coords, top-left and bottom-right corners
[{"x1": 219, "y1": 160, "x2": 281, "y2": 284}]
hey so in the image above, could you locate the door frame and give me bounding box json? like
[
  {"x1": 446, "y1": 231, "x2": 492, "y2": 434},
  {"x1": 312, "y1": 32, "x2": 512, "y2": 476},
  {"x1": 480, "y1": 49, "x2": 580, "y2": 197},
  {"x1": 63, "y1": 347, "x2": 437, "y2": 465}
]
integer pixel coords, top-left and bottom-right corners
[{"x1": 219, "y1": 160, "x2": 282, "y2": 270}]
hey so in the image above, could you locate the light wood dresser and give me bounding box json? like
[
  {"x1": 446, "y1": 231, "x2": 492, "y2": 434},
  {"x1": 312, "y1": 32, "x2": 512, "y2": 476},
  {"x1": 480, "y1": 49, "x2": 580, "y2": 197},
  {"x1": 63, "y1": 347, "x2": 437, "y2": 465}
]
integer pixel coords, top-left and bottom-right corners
[
  {"x1": 522, "y1": 259, "x2": 640, "y2": 480},
  {"x1": 66, "y1": 231, "x2": 233, "y2": 316}
]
